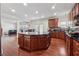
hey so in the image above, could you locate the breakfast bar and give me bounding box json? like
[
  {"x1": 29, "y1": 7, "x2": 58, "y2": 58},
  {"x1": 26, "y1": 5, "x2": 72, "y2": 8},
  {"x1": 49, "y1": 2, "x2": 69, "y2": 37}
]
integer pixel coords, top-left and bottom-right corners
[{"x1": 18, "y1": 33, "x2": 51, "y2": 51}]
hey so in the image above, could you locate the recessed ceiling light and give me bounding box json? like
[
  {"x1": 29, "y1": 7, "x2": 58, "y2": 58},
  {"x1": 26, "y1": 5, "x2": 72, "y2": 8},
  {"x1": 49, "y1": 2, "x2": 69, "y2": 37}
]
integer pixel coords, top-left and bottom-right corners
[
  {"x1": 25, "y1": 14, "x2": 28, "y2": 17},
  {"x1": 54, "y1": 13, "x2": 56, "y2": 15},
  {"x1": 23, "y1": 3, "x2": 28, "y2": 6},
  {"x1": 35, "y1": 10, "x2": 38, "y2": 14},
  {"x1": 52, "y1": 6, "x2": 55, "y2": 9},
  {"x1": 11, "y1": 9, "x2": 15, "y2": 12}
]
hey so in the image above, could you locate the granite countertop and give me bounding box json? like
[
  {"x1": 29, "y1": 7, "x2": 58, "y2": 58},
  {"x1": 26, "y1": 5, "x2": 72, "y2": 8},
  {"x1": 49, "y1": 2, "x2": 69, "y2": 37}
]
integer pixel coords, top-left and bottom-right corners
[
  {"x1": 65, "y1": 31, "x2": 79, "y2": 41},
  {"x1": 18, "y1": 32, "x2": 49, "y2": 35}
]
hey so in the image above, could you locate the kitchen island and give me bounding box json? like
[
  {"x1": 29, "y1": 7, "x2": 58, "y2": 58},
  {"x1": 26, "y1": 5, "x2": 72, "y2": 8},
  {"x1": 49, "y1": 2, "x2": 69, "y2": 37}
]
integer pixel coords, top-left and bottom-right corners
[{"x1": 18, "y1": 33, "x2": 51, "y2": 51}]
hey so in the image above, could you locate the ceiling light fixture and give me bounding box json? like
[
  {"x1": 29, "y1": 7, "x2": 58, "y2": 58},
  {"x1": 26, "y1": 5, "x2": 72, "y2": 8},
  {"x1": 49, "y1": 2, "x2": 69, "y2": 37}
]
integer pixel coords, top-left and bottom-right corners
[
  {"x1": 23, "y1": 3, "x2": 28, "y2": 6},
  {"x1": 52, "y1": 6, "x2": 55, "y2": 9},
  {"x1": 52, "y1": 4, "x2": 56, "y2": 9},
  {"x1": 25, "y1": 14, "x2": 28, "y2": 17},
  {"x1": 54, "y1": 13, "x2": 56, "y2": 15},
  {"x1": 11, "y1": 9, "x2": 15, "y2": 12},
  {"x1": 35, "y1": 10, "x2": 38, "y2": 14}
]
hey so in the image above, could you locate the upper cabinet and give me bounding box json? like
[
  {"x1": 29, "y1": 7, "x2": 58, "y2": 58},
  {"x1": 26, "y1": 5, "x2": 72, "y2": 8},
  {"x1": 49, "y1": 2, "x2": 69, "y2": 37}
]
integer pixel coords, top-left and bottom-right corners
[
  {"x1": 69, "y1": 3, "x2": 79, "y2": 21},
  {"x1": 48, "y1": 18, "x2": 58, "y2": 28},
  {"x1": 75, "y1": 3, "x2": 79, "y2": 16}
]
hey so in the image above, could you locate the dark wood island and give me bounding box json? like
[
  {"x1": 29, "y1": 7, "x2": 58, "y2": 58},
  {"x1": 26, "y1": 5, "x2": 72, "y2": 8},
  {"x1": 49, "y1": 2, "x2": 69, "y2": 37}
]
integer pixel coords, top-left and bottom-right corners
[{"x1": 18, "y1": 33, "x2": 51, "y2": 51}]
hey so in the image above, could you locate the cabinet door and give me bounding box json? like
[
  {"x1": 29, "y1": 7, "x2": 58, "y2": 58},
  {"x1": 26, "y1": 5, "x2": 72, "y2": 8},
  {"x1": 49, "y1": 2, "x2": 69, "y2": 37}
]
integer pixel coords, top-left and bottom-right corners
[
  {"x1": 18, "y1": 34, "x2": 24, "y2": 48},
  {"x1": 48, "y1": 18, "x2": 58, "y2": 28},
  {"x1": 73, "y1": 9, "x2": 75, "y2": 19},
  {"x1": 75, "y1": 3, "x2": 79, "y2": 16},
  {"x1": 66, "y1": 36, "x2": 70, "y2": 56},
  {"x1": 73, "y1": 40, "x2": 79, "y2": 56},
  {"x1": 51, "y1": 32, "x2": 55, "y2": 38},
  {"x1": 30, "y1": 36, "x2": 39, "y2": 51},
  {"x1": 48, "y1": 19, "x2": 53, "y2": 28},
  {"x1": 24, "y1": 36, "x2": 30, "y2": 50},
  {"x1": 39, "y1": 35, "x2": 48, "y2": 49},
  {"x1": 59, "y1": 32, "x2": 65, "y2": 40}
]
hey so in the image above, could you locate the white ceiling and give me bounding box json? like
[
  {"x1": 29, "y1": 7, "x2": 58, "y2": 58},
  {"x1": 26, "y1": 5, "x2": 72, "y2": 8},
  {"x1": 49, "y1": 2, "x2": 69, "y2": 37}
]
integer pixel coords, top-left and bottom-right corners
[{"x1": 1, "y1": 3, "x2": 75, "y2": 23}]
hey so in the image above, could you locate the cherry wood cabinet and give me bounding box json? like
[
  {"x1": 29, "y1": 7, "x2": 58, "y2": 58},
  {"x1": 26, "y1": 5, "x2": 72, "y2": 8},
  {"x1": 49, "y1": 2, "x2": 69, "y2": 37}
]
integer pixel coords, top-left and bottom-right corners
[
  {"x1": 73, "y1": 40, "x2": 79, "y2": 56},
  {"x1": 51, "y1": 31, "x2": 65, "y2": 40},
  {"x1": 51, "y1": 31, "x2": 57, "y2": 38},
  {"x1": 69, "y1": 3, "x2": 79, "y2": 21},
  {"x1": 75, "y1": 3, "x2": 79, "y2": 16},
  {"x1": 66, "y1": 34, "x2": 79, "y2": 56},
  {"x1": 30, "y1": 36, "x2": 39, "y2": 50},
  {"x1": 58, "y1": 31, "x2": 65, "y2": 40},
  {"x1": 66, "y1": 35, "x2": 70, "y2": 55},
  {"x1": 24, "y1": 35, "x2": 30, "y2": 50},
  {"x1": 48, "y1": 18, "x2": 58, "y2": 28},
  {"x1": 18, "y1": 34, "x2": 24, "y2": 48},
  {"x1": 66, "y1": 35, "x2": 73, "y2": 56},
  {"x1": 18, "y1": 34, "x2": 51, "y2": 51}
]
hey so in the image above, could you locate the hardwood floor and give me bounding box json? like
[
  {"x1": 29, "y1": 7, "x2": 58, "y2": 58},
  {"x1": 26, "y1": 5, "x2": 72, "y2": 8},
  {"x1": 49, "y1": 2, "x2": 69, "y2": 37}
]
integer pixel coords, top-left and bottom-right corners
[{"x1": 1, "y1": 35, "x2": 67, "y2": 56}]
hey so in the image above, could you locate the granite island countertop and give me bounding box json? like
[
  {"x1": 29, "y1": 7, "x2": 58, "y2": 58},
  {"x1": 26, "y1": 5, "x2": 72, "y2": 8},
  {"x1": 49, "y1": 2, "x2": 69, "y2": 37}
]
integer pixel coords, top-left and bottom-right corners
[{"x1": 18, "y1": 32, "x2": 49, "y2": 35}]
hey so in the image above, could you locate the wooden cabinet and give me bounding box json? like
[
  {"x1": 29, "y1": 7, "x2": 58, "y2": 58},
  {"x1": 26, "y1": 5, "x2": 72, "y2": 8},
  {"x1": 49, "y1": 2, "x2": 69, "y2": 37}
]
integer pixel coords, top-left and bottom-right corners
[
  {"x1": 75, "y1": 3, "x2": 79, "y2": 16},
  {"x1": 51, "y1": 31, "x2": 65, "y2": 40},
  {"x1": 58, "y1": 31, "x2": 65, "y2": 40},
  {"x1": 66, "y1": 35, "x2": 73, "y2": 56},
  {"x1": 39, "y1": 35, "x2": 50, "y2": 49},
  {"x1": 66, "y1": 35, "x2": 70, "y2": 55},
  {"x1": 30, "y1": 36, "x2": 39, "y2": 50},
  {"x1": 69, "y1": 3, "x2": 79, "y2": 21},
  {"x1": 24, "y1": 35, "x2": 30, "y2": 50},
  {"x1": 48, "y1": 18, "x2": 58, "y2": 28},
  {"x1": 18, "y1": 34, "x2": 51, "y2": 51},
  {"x1": 51, "y1": 31, "x2": 57, "y2": 38},
  {"x1": 66, "y1": 34, "x2": 79, "y2": 56},
  {"x1": 18, "y1": 34, "x2": 24, "y2": 48},
  {"x1": 73, "y1": 40, "x2": 79, "y2": 56}
]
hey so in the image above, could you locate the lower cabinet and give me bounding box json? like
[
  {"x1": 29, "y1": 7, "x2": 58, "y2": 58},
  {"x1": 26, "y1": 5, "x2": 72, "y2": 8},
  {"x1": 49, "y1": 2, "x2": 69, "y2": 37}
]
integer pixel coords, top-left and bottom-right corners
[
  {"x1": 39, "y1": 35, "x2": 50, "y2": 49},
  {"x1": 73, "y1": 40, "x2": 79, "y2": 56},
  {"x1": 24, "y1": 35, "x2": 30, "y2": 50},
  {"x1": 59, "y1": 31, "x2": 65, "y2": 40},
  {"x1": 30, "y1": 36, "x2": 39, "y2": 51},
  {"x1": 66, "y1": 36, "x2": 73, "y2": 56},
  {"x1": 51, "y1": 31, "x2": 65, "y2": 40},
  {"x1": 66, "y1": 35, "x2": 70, "y2": 56},
  {"x1": 18, "y1": 34, "x2": 24, "y2": 48},
  {"x1": 18, "y1": 34, "x2": 51, "y2": 51},
  {"x1": 66, "y1": 35, "x2": 79, "y2": 56}
]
